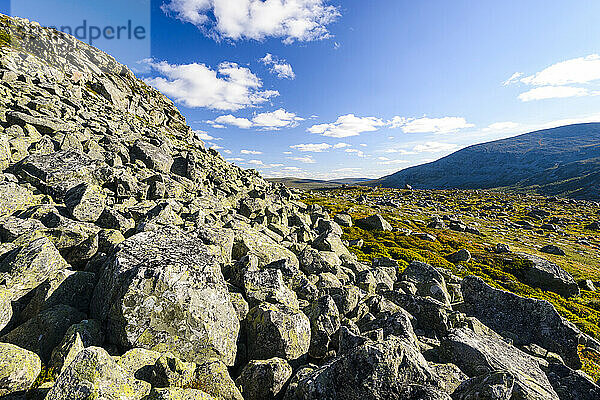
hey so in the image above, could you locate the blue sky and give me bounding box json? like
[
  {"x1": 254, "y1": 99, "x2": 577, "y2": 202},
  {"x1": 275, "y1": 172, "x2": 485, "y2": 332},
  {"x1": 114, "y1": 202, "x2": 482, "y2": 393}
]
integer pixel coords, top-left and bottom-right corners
[{"x1": 5, "y1": 1, "x2": 600, "y2": 179}]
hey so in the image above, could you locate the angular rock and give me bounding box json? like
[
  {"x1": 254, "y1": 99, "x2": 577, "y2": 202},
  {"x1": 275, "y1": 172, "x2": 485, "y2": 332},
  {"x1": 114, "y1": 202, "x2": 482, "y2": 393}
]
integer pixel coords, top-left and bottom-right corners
[
  {"x1": 516, "y1": 253, "x2": 579, "y2": 297},
  {"x1": 401, "y1": 261, "x2": 452, "y2": 306},
  {"x1": 0, "y1": 182, "x2": 36, "y2": 217},
  {"x1": 540, "y1": 245, "x2": 566, "y2": 256},
  {"x1": 544, "y1": 361, "x2": 600, "y2": 400},
  {"x1": 461, "y1": 276, "x2": 582, "y2": 369},
  {"x1": 64, "y1": 183, "x2": 106, "y2": 222},
  {"x1": 0, "y1": 216, "x2": 44, "y2": 242},
  {"x1": 451, "y1": 371, "x2": 515, "y2": 400},
  {"x1": 246, "y1": 302, "x2": 311, "y2": 362},
  {"x1": 243, "y1": 268, "x2": 299, "y2": 309},
  {"x1": 446, "y1": 249, "x2": 471, "y2": 264},
  {"x1": 91, "y1": 228, "x2": 240, "y2": 366},
  {"x1": 45, "y1": 347, "x2": 151, "y2": 400},
  {"x1": 440, "y1": 322, "x2": 559, "y2": 400},
  {"x1": 355, "y1": 214, "x2": 392, "y2": 231},
  {"x1": 116, "y1": 348, "x2": 162, "y2": 382},
  {"x1": 152, "y1": 352, "x2": 197, "y2": 388},
  {"x1": 193, "y1": 358, "x2": 243, "y2": 400},
  {"x1": 233, "y1": 227, "x2": 299, "y2": 269},
  {"x1": 131, "y1": 140, "x2": 174, "y2": 174},
  {"x1": 0, "y1": 343, "x2": 41, "y2": 397},
  {"x1": 236, "y1": 358, "x2": 293, "y2": 400},
  {"x1": 333, "y1": 213, "x2": 352, "y2": 227},
  {"x1": 145, "y1": 388, "x2": 215, "y2": 400},
  {"x1": 308, "y1": 295, "x2": 341, "y2": 358}
]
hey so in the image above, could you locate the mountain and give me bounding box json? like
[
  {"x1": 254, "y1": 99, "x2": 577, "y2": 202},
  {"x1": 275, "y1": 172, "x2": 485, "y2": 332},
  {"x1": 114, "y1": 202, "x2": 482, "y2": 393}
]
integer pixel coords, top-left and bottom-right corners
[
  {"x1": 372, "y1": 123, "x2": 600, "y2": 199},
  {"x1": 268, "y1": 177, "x2": 370, "y2": 190}
]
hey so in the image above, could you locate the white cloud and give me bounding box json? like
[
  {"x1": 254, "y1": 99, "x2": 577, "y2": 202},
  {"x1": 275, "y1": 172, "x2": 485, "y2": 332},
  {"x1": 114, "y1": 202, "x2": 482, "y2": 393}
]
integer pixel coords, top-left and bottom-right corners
[
  {"x1": 332, "y1": 167, "x2": 361, "y2": 173},
  {"x1": 391, "y1": 116, "x2": 474, "y2": 134},
  {"x1": 382, "y1": 148, "x2": 416, "y2": 155},
  {"x1": 194, "y1": 130, "x2": 221, "y2": 141},
  {"x1": 345, "y1": 149, "x2": 365, "y2": 157},
  {"x1": 520, "y1": 55, "x2": 600, "y2": 86},
  {"x1": 260, "y1": 53, "x2": 295, "y2": 80},
  {"x1": 503, "y1": 72, "x2": 523, "y2": 86},
  {"x1": 227, "y1": 157, "x2": 245, "y2": 162},
  {"x1": 209, "y1": 109, "x2": 303, "y2": 130},
  {"x1": 241, "y1": 149, "x2": 262, "y2": 155},
  {"x1": 211, "y1": 114, "x2": 253, "y2": 128},
  {"x1": 161, "y1": 0, "x2": 340, "y2": 43},
  {"x1": 518, "y1": 86, "x2": 596, "y2": 102},
  {"x1": 290, "y1": 143, "x2": 331, "y2": 152},
  {"x1": 283, "y1": 166, "x2": 302, "y2": 171},
  {"x1": 208, "y1": 144, "x2": 223, "y2": 149},
  {"x1": 248, "y1": 159, "x2": 264, "y2": 165},
  {"x1": 283, "y1": 151, "x2": 293, "y2": 155},
  {"x1": 308, "y1": 114, "x2": 386, "y2": 138},
  {"x1": 144, "y1": 60, "x2": 278, "y2": 110},
  {"x1": 412, "y1": 142, "x2": 459, "y2": 153},
  {"x1": 289, "y1": 156, "x2": 316, "y2": 164},
  {"x1": 223, "y1": 149, "x2": 232, "y2": 154},
  {"x1": 377, "y1": 159, "x2": 410, "y2": 165},
  {"x1": 333, "y1": 142, "x2": 350, "y2": 149},
  {"x1": 483, "y1": 121, "x2": 520, "y2": 131}
]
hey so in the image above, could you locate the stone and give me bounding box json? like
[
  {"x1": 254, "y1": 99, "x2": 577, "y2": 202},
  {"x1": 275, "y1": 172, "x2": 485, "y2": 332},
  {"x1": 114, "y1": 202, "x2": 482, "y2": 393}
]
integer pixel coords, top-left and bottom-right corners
[
  {"x1": 451, "y1": 371, "x2": 515, "y2": 400},
  {"x1": 440, "y1": 322, "x2": 559, "y2": 400},
  {"x1": 492, "y1": 243, "x2": 510, "y2": 254},
  {"x1": 307, "y1": 295, "x2": 341, "y2": 358},
  {"x1": 0, "y1": 182, "x2": 36, "y2": 217},
  {"x1": 131, "y1": 140, "x2": 174, "y2": 174},
  {"x1": 45, "y1": 347, "x2": 151, "y2": 400},
  {"x1": 355, "y1": 214, "x2": 392, "y2": 231},
  {"x1": 1, "y1": 304, "x2": 86, "y2": 362},
  {"x1": 516, "y1": 253, "x2": 580, "y2": 297},
  {"x1": 0, "y1": 216, "x2": 44, "y2": 242},
  {"x1": 246, "y1": 302, "x2": 311, "y2": 362},
  {"x1": 145, "y1": 388, "x2": 215, "y2": 400},
  {"x1": 461, "y1": 276, "x2": 582, "y2": 369},
  {"x1": 299, "y1": 247, "x2": 341, "y2": 275},
  {"x1": 64, "y1": 183, "x2": 106, "y2": 222},
  {"x1": 116, "y1": 348, "x2": 162, "y2": 382},
  {"x1": 287, "y1": 336, "x2": 438, "y2": 399},
  {"x1": 401, "y1": 261, "x2": 452, "y2": 306},
  {"x1": 243, "y1": 268, "x2": 299, "y2": 309},
  {"x1": 544, "y1": 361, "x2": 600, "y2": 400},
  {"x1": 333, "y1": 213, "x2": 352, "y2": 227},
  {"x1": 446, "y1": 249, "x2": 471, "y2": 264},
  {"x1": 233, "y1": 227, "x2": 299, "y2": 269},
  {"x1": 579, "y1": 279, "x2": 596, "y2": 292},
  {"x1": 91, "y1": 228, "x2": 240, "y2": 366},
  {"x1": 0, "y1": 343, "x2": 41, "y2": 396},
  {"x1": 540, "y1": 244, "x2": 566, "y2": 256},
  {"x1": 236, "y1": 358, "x2": 293, "y2": 400},
  {"x1": 429, "y1": 363, "x2": 467, "y2": 394},
  {"x1": 152, "y1": 353, "x2": 197, "y2": 388},
  {"x1": 193, "y1": 358, "x2": 243, "y2": 400},
  {"x1": 312, "y1": 231, "x2": 351, "y2": 257},
  {"x1": 49, "y1": 320, "x2": 103, "y2": 374}
]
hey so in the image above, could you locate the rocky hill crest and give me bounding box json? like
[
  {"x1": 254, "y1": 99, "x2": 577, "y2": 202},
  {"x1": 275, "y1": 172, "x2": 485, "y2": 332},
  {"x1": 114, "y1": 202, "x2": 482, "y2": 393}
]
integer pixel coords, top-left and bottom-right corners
[{"x1": 0, "y1": 14, "x2": 599, "y2": 400}]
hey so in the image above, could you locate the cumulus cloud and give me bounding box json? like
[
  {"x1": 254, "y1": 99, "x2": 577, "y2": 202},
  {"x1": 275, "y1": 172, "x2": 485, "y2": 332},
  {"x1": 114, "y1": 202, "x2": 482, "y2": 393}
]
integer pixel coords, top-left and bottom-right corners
[
  {"x1": 391, "y1": 116, "x2": 474, "y2": 134},
  {"x1": 260, "y1": 54, "x2": 296, "y2": 79},
  {"x1": 505, "y1": 55, "x2": 600, "y2": 101},
  {"x1": 289, "y1": 156, "x2": 316, "y2": 163},
  {"x1": 144, "y1": 60, "x2": 278, "y2": 110},
  {"x1": 209, "y1": 109, "x2": 303, "y2": 130},
  {"x1": 308, "y1": 114, "x2": 386, "y2": 138},
  {"x1": 241, "y1": 149, "x2": 262, "y2": 155},
  {"x1": 483, "y1": 121, "x2": 520, "y2": 131},
  {"x1": 333, "y1": 142, "x2": 350, "y2": 149},
  {"x1": 290, "y1": 143, "x2": 331, "y2": 152},
  {"x1": 518, "y1": 86, "x2": 596, "y2": 102},
  {"x1": 161, "y1": 0, "x2": 340, "y2": 43},
  {"x1": 345, "y1": 148, "x2": 365, "y2": 157},
  {"x1": 412, "y1": 142, "x2": 459, "y2": 153},
  {"x1": 194, "y1": 130, "x2": 221, "y2": 141}
]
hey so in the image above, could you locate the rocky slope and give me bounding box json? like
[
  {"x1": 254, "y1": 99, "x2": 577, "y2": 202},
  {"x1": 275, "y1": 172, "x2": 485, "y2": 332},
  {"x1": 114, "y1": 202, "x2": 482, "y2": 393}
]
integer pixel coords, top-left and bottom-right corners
[
  {"x1": 0, "y1": 14, "x2": 599, "y2": 399},
  {"x1": 372, "y1": 123, "x2": 600, "y2": 200}
]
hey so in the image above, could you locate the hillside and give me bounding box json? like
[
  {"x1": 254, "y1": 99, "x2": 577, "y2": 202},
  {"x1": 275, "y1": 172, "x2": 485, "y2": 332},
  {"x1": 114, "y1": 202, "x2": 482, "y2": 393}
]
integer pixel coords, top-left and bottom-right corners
[
  {"x1": 268, "y1": 177, "x2": 370, "y2": 190},
  {"x1": 373, "y1": 123, "x2": 600, "y2": 199},
  {"x1": 0, "y1": 14, "x2": 599, "y2": 400}
]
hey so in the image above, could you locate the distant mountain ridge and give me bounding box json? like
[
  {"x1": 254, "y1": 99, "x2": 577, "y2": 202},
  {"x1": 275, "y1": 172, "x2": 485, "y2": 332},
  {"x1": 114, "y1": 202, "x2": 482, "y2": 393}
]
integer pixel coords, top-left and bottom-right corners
[
  {"x1": 371, "y1": 123, "x2": 600, "y2": 200},
  {"x1": 268, "y1": 177, "x2": 370, "y2": 190}
]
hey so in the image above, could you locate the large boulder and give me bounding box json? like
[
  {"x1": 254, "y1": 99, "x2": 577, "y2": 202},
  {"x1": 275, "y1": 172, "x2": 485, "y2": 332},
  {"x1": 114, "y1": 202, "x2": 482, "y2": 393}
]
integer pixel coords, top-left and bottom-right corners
[
  {"x1": 400, "y1": 261, "x2": 451, "y2": 306},
  {"x1": 0, "y1": 342, "x2": 41, "y2": 396},
  {"x1": 232, "y1": 227, "x2": 299, "y2": 269},
  {"x1": 461, "y1": 276, "x2": 582, "y2": 369},
  {"x1": 451, "y1": 371, "x2": 515, "y2": 400},
  {"x1": 243, "y1": 268, "x2": 299, "y2": 309},
  {"x1": 440, "y1": 321, "x2": 559, "y2": 400},
  {"x1": 63, "y1": 183, "x2": 107, "y2": 222},
  {"x1": 246, "y1": 302, "x2": 311, "y2": 362},
  {"x1": 45, "y1": 347, "x2": 151, "y2": 400},
  {"x1": 90, "y1": 228, "x2": 240, "y2": 366},
  {"x1": 355, "y1": 214, "x2": 392, "y2": 231},
  {"x1": 0, "y1": 182, "x2": 37, "y2": 217},
  {"x1": 544, "y1": 361, "x2": 600, "y2": 400},
  {"x1": 130, "y1": 140, "x2": 174, "y2": 174},
  {"x1": 236, "y1": 358, "x2": 293, "y2": 400},
  {"x1": 515, "y1": 253, "x2": 580, "y2": 297},
  {"x1": 307, "y1": 295, "x2": 341, "y2": 358},
  {"x1": 286, "y1": 336, "x2": 438, "y2": 399}
]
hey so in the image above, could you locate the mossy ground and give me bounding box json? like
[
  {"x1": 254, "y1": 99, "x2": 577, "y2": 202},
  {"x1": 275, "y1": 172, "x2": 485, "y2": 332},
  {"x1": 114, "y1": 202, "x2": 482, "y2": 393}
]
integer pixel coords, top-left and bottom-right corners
[{"x1": 303, "y1": 187, "x2": 600, "y2": 380}]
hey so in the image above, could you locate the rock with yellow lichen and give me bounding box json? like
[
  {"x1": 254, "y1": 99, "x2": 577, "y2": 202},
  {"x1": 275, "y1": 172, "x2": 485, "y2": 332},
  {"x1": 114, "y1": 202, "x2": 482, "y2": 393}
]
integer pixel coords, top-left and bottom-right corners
[{"x1": 0, "y1": 342, "x2": 41, "y2": 396}]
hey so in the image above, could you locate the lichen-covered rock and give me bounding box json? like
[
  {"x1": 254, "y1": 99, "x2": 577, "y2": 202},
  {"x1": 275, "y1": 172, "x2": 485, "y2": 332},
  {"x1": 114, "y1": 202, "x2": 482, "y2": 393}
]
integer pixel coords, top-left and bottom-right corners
[
  {"x1": 355, "y1": 214, "x2": 392, "y2": 231},
  {"x1": 236, "y1": 358, "x2": 293, "y2": 400},
  {"x1": 152, "y1": 353, "x2": 197, "y2": 388},
  {"x1": 45, "y1": 347, "x2": 151, "y2": 400},
  {"x1": 116, "y1": 348, "x2": 162, "y2": 383},
  {"x1": 1, "y1": 304, "x2": 86, "y2": 362},
  {"x1": 0, "y1": 343, "x2": 41, "y2": 396},
  {"x1": 193, "y1": 358, "x2": 243, "y2": 400},
  {"x1": 516, "y1": 253, "x2": 580, "y2": 297},
  {"x1": 144, "y1": 388, "x2": 216, "y2": 400},
  {"x1": 451, "y1": 371, "x2": 515, "y2": 400},
  {"x1": 461, "y1": 275, "x2": 582, "y2": 369},
  {"x1": 0, "y1": 181, "x2": 37, "y2": 217},
  {"x1": 232, "y1": 227, "x2": 299, "y2": 269},
  {"x1": 243, "y1": 268, "x2": 299, "y2": 309},
  {"x1": 440, "y1": 321, "x2": 559, "y2": 400},
  {"x1": 429, "y1": 363, "x2": 467, "y2": 394},
  {"x1": 246, "y1": 302, "x2": 311, "y2": 362},
  {"x1": 286, "y1": 336, "x2": 438, "y2": 400},
  {"x1": 131, "y1": 140, "x2": 174, "y2": 174},
  {"x1": 91, "y1": 228, "x2": 240, "y2": 366},
  {"x1": 0, "y1": 216, "x2": 44, "y2": 242},
  {"x1": 401, "y1": 261, "x2": 451, "y2": 306},
  {"x1": 307, "y1": 295, "x2": 341, "y2": 359},
  {"x1": 312, "y1": 231, "x2": 351, "y2": 257},
  {"x1": 64, "y1": 183, "x2": 107, "y2": 222},
  {"x1": 544, "y1": 361, "x2": 600, "y2": 400},
  {"x1": 50, "y1": 320, "x2": 103, "y2": 375},
  {"x1": 333, "y1": 213, "x2": 352, "y2": 227}
]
